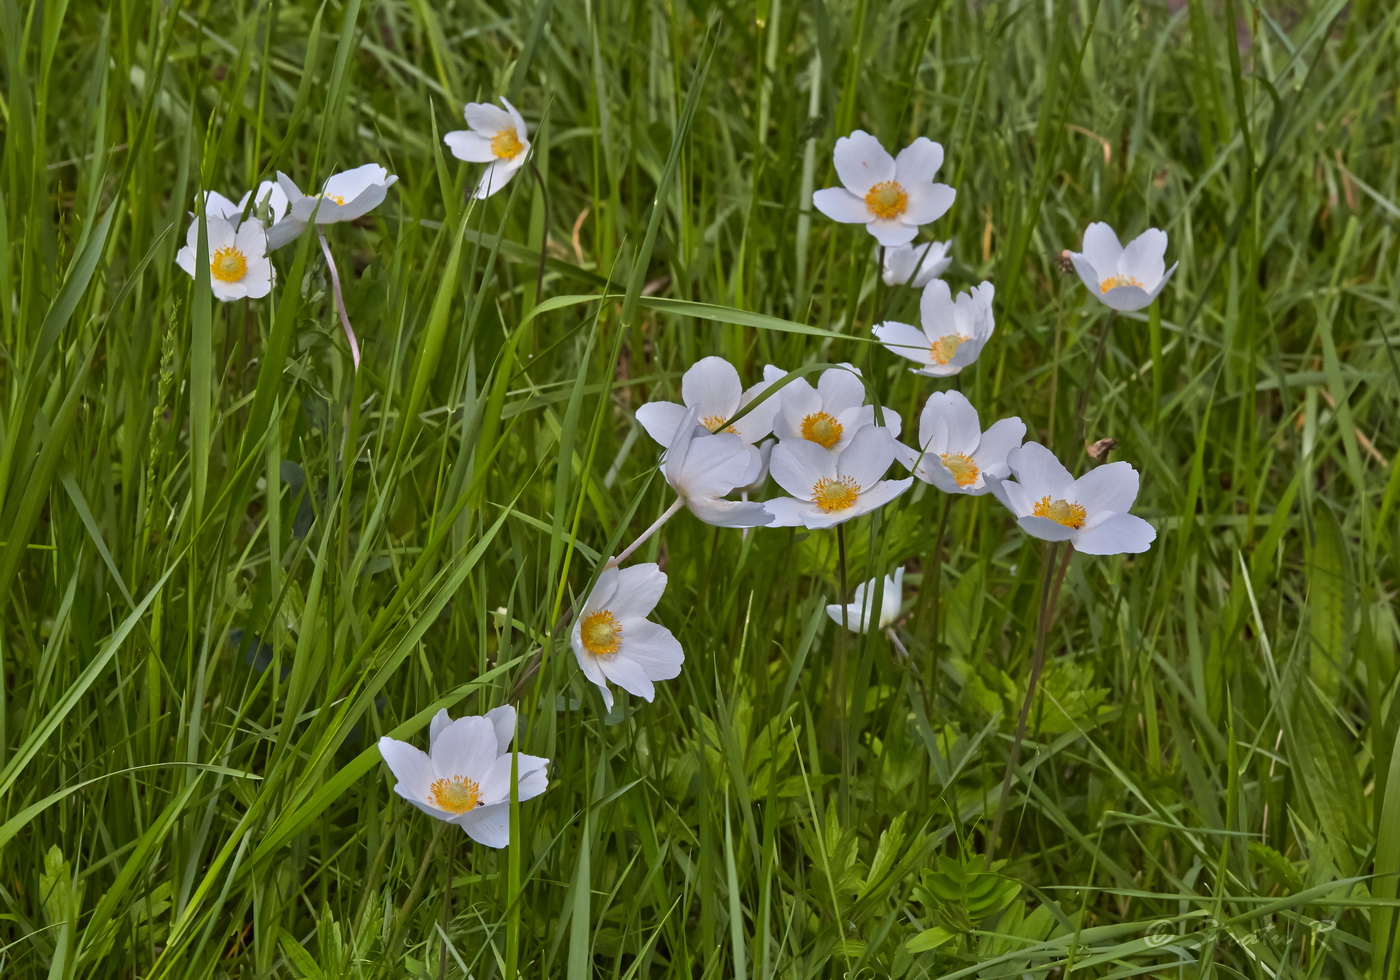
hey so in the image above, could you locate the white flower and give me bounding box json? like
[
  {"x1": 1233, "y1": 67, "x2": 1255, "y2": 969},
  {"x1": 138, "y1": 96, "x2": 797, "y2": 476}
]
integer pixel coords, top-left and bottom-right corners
[
  {"x1": 812, "y1": 131, "x2": 955, "y2": 247},
  {"x1": 737, "y1": 438, "x2": 775, "y2": 495},
  {"x1": 765, "y1": 425, "x2": 913, "y2": 529},
  {"x1": 826, "y1": 567, "x2": 905, "y2": 634},
  {"x1": 661, "y1": 408, "x2": 774, "y2": 528},
  {"x1": 880, "y1": 240, "x2": 951, "y2": 287},
  {"x1": 571, "y1": 563, "x2": 684, "y2": 711},
  {"x1": 377, "y1": 704, "x2": 549, "y2": 848},
  {"x1": 270, "y1": 164, "x2": 398, "y2": 248},
  {"x1": 635, "y1": 356, "x2": 781, "y2": 452},
  {"x1": 197, "y1": 181, "x2": 290, "y2": 226},
  {"x1": 174, "y1": 214, "x2": 274, "y2": 301},
  {"x1": 900, "y1": 391, "x2": 1025, "y2": 496},
  {"x1": 1068, "y1": 222, "x2": 1177, "y2": 312},
  {"x1": 769, "y1": 364, "x2": 902, "y2": 456},
  {"x1": 985, "y1": 442, "x2": 1156, "y2": 555},
  {"x1": 873, "y1": 280, "x2": 994, "y2": 378},
  {"x1": 444, "y1": 97, "x2": 532, "y2": 200}
]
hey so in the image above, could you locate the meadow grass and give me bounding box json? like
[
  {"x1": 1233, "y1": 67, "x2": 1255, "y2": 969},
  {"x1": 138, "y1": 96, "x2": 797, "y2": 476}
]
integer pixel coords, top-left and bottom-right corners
[{"x1": 2, "y1": 0, "x2": 1399, "y2": 976}]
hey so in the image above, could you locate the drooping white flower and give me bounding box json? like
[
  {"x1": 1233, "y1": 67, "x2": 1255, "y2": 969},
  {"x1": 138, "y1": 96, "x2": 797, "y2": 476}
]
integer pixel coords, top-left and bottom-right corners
[
  {"x1": 768, "y1": 364, "x2": 903, "y2": 456},
  {"x1": 812, "y1": 131, "x2": 956, "y2": 247},
  {"x1": 444, "y1": 97, "x2": 532, "y2": 199},
  {"x1": 635, "y1": 356, "x2": 781, "y2": 453},
  {"x1": 826, "y1": 567, "x2": 905, "y2": 634},
  {"x1": 985, "y1": 442, "x2": 1155, "y2": 555},
  {"x1": 900, "y1": 391, "x2": 1025, "y2": 496},
  {"x1": 571, "y1": 563, "x2": 684, "y2": 711},
  {"x1": 377, "y1": 704, "x2": 549, "y2": 848},
  {"x1": 269, "y1": 164, "x2": 398, "y2": 248},
  {"x1": 880, "y1": 240, "x2": 951, "y2": 287},
  {"x1": 1068, "y1": 222, "x2": 1177, "y2": 312},
  {"x1": 765, "y1": 425, "x2": 913, "y2": 529},
  {"x1": 661, "y1": 408, "x2": 774, "y2": 528},
  {"x1": 873, "y1": 280, "x2": 994, "y2": 378},
  {"x1": 174, "y1": 214, "x2": 274, "y2": 301}
]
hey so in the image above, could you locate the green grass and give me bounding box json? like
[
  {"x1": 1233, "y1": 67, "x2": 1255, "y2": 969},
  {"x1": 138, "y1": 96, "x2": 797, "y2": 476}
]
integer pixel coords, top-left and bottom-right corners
[{"x1": 3, "y1": 0, "x2": 1399, "y2": 976}]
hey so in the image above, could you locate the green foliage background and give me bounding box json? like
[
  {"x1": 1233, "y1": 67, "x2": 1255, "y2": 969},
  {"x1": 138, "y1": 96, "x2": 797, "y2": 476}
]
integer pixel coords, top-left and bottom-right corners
[{"x1": 2, "y1": 0, "x2": 1397, "y2": 976}]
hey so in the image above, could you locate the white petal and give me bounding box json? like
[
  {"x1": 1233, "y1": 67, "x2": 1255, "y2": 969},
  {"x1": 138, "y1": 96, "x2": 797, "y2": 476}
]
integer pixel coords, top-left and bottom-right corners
[
  {"x1": 893, "y1": 137, "x2": 945, "y2": 184},
  {"x1": 475, "y1": 159, "x2": 522, "y2": 199},
  {"x1": 833, "y1": 130, "x2": 895, "y2": 194},
  {"x1": 837, "y1": 426, "x2": 896, "y2": 488},
  {"x1": 812, "y1": 187, "x2": 871, "y2": 224},
  {"x1": 605, "y1": 563, "x2": 667, "y2": 620},
  {"x1": 672, "y1": 431, "x2": 756, "y2": 498},
  {"x1": 1016, "y1": 515, "x2": 1081, "y2": 542},
  {"x1": 445, "y1": 130, "x2": 498, "y2": 162},
  {"x1": 266, "y1": 217, "x2": 307, "y2": 250},
  {"x1": 484, "y1": 705, "x2": 516, "y2": 755},
  {"x1": 972, "y1": 417, "x2": 1026, "y2": 479},
  {"x1": 866, "y1": 219, "x2": 918, "y2": 247},
  {"x1": 500, "y1": 97, "x2": 529, "y2": 141},
  {"x1": 336, "y1": 175, "x2": 394, "y2": 222},
  {"x1": 874, "y1": 321, "x2": 932, "y2": 365},
  {"x1": 1068, "y1": 252, "x2": 1102, "y2": 296},
  {"x1": 1119, "y1": 228, "x2": 1168, "y2": 288},
  {"x1": 1098, "y1": 284, "x2": 1153, "y2": 312},
  {"x1": 918, "y1": 278, "x2": 956, "y2": 334},
  {"x1": 681, "y1": 356, "x2": 743, "y2": 419},
  {"x1": 429, "y1": 717, "x2": 498, "y2": 781},
  {"x1": 686, "y1": 496, "x2": 774, "y2": 528},
  {"x1": 1145, "y1": 262, "x2": 1178, "y2": 303},
  {"x1": 1072, "y1": 461, "x2": 1140, "y2": 518},
  {"x1": 635, "y1": 401, "x2": 687, "y2": 448},
  {"x1": 598, "y1": 653, "x2": 656, "y2": 703},
  {"x1": 900, "y1": 182, "x2": 955, "y2": 225},
  {"x1": 429, "y1": 709, "x2": 454, "y2": 744},
  {"x1": 1073, "y1": 513, "x2": 1156, "y2": 555},
  {"x1": 933, "y1": 391, "x2": 980, "y2": 450},
  {"x1": 816, "y1": 365, "x2": 866, "y2": 414},
  {"x1": 732, "y1": 380, "x2": 782, "y2": 443},
  {"x1": 462, "y1": 101, "x2": 514, "y2": 133},
  {"x1": 1007, "y1": 442, "x2": 1075, "y2": 498},
  {"x1": 378, "y1": 738, "x2": 435, "y2": 798},
  {"x1": 619, "y1": 620, "x2": 684, "y2": 680},
  {"x1": 1080, "y1": 222, "x2": 1124, "y2": 276},
  {"x1": 770, "y1": 440, "x2": 835, "y2": 498},
  {"x1": 580, "y1": 565, "x2": 622, "y2": 615},
  {"x1": 456, "y1": 804, "x2": 511, "y2": 848}
]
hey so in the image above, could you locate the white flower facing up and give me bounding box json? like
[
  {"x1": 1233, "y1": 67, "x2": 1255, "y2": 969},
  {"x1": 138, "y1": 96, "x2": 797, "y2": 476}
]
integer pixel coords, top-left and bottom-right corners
[
  {"x1": 444, "y1": 97, "x2": 532, "y2": 200},
  {"x1": 661, "y1": 407, "x2": 774, "y2": 528},
  {"x1": 1068, "y1": 222, "x2": 1177, "y2": 312},
  {"x1": 769, "y1": 364, "x2": 902, "y2": 456},
  {"x1": 377, "y1": 705, "x2": 549, "y2": 848},
  {"x1": 873, "y1": 280, "x2": 994, "y2": 378},
  {"x1": 270, "y1": 163, "x2": 398, "y2": 248},
  {"x1": 880, "y1": 240, "x2": 951, "y2": 288},
  {"x1": 765, "y1": 424, "x2": 913, "y2": 529},
  {"x1": 826, "y1": 567, "x2": 905, "y2": 634},
  {"x1": 572, "y1": 563, "x2": 684, "y2": 711},
  {"x1": 812, "y1": 131, "x2": 956, "y2": 247},
  {"x1": 635, "y1": 356, "x2": 782, "y2": 458},
  {"x1": 900, "y1": 391, "x2": 1025, "y2": 496},
  {"x1": 175, "y1": 214, "x2": 274, "y2": 302},
  {"x1": 985, "y1": 441, "x2": 1156, "y2": 555}
]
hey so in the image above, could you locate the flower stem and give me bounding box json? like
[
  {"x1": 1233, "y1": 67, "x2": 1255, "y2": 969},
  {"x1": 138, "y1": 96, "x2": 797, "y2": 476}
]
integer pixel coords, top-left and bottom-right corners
[
  {"x1": 1071, "y1": 310, "x2": 1115, "y2": 453},
  {"x1": 607, "y1": 496, "x2": 684, "y2": 568},
  {"x1": 987, "y1": 541, "x2": 1072, "y2": 859},
  {"x1": 318, "y1": 230, "x2": 361, "y2": 371}
]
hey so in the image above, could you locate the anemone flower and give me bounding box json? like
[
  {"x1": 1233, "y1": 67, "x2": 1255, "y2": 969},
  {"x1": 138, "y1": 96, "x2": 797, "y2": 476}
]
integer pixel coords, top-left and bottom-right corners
[
  {"x1": 444, "y1": 97, "x2": 532, "y2": 199},
  {"x1": 197, "y1": 181, "x2": 289, "y2": 226},
  {"x1": 765, "y1": 425, "x2": 913, "y2": 529},
  {"x1": 812, "y1": 132, "x2": 955, "y2": 247},
  {"x1": 635, "y1": 356, "x2": 781, "y2": 455},
  {"x1": 1068, "y1": 222, "x2": 1176, "y2": 312},
  {"x1": 377, "y1": 705, "x2": 549, "y2": 848},
  {"x1": 985, "y1": 441, "x2": 1155, "y2": 554},
  {"x1": 873, "y1": 280, "x2": 994, "y2": 378},
  {"x1": 572, "y1": 563, "x2": 684, "y2": 711},
  {"x1": 826, "y1": 567, "x2": 905, "y2": 634},
  {"x1": 175, "y1": 214, "x2": 274, "y2": 301},
  {"x1": 270, "y1": 163, "x2": 398, "y2": 248},
  {"x1": 880, "y1": 240, "x2": 951, "y2": 287},
  {"x1": 900, "y1": 391, "x2": 1025, "y2": 495},
  {"x1": 768, "y1": 364, "x2": 902, "y2": 456}
]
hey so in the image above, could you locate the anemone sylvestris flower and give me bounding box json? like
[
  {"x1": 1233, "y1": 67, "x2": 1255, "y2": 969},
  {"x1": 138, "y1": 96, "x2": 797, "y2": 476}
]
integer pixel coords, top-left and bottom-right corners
[
  {"x1": 880, "y1": 240, "x2": 951, "y2": 287},
  {"x1": 377, "y1": 705, "x2": 549, "y2": 848},
  {"x1": 765, "y1": 425, "x2": 913, "y2": 529},
  {"x1": 175, "y1": 214, "x2": 274, "y2": 301},
  {"x1": 873, "y1": 280, "x2": 994, "y2": 378},
  {"x1": 985, "y1": 442, "x2": 1155, "y2": 555},
  {"x1": 197, "y1": 181, "x2": 289, "y2": 226},
  {"x1": 826, "y1": 567, "x2": 905, "y2": 634},
  {"x1": 444, "y1": 98, "x2": 532, "y2": 199},
  {"x1": 571, "y1": 563, "x2": 684, "y2": 711},
  {"x1": 1068, "y1": 223, "x2": 1176, "y2": 312},
  {"x1": 768, "y1": 364, "x2": 902, "y2": 456},
  {"x1": 635, "y1": 356, "x2": 781, "y2": 456},
  {"x1": 270, "y1": 164, "x2": 398, "y2": 248},
  {"x1": 812, "y1": 132, "x2": 955, "y2": 247},
  {"x1": 900, "y1": 391, "x2": 1025, "y2": 496},
  {"x1": 661, "y1": 408, "x2": 774, "y2": 528}
]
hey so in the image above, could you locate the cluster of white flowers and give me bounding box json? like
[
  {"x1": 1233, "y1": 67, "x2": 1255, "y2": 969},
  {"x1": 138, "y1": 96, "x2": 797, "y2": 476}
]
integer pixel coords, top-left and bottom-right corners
[{"x1": 168, "y1": 98, "x2": 1172, "y2": 849}]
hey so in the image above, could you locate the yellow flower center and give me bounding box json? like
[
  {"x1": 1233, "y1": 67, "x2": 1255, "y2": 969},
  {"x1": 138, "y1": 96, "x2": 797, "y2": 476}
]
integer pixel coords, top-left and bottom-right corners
[
  {"x1": 209, "y1": 246, "x2": 248, "y2": 283},
  {"x1": 580, "y1": 610, "x2": 622, "y2": 657},
  {"x1": 812, "y1": 476, "x2": 861, "y2": 512},
  {"x1": 929, "y1": 334, "x2": 965, "y2": 365},
  {"x1": 1099, "y1": 274, "x2": 1144, "y2": 293},
  {"x1": 491, "y1": 126, "x2": 525, "y2": 160},
  {"x1": 940, "y1": 453, "x2": 980, "y2": 487},
  {"x1": 1032, "y1": 496, "x2": 1087, "y2": 529},
  {"x1": 428, "y1": 775, "x2": 481, "y2": 814},
  {"x1": 800, "y1": 412, "x2": 843, "y2": 449},
  {"x1": 701, "y1": 415, "x2": 737, "y2": 434},
  {"x1": 864, "y1": 180, "x2": 908, "y2": 220}
]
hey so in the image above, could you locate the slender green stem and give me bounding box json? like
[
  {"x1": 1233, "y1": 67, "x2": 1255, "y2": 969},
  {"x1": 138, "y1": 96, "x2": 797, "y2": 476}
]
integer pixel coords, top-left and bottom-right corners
[{"x1": 1071, "y1": 310, "x2": 1116, "y2": 454}]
